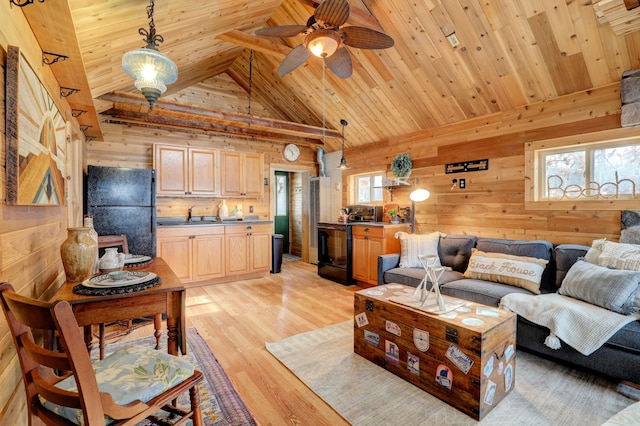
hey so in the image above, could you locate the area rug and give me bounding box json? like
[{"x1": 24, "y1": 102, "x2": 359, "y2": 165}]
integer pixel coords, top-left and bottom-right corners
[
  {"x1": 266, "y1": 321, "x2": 636, "y2": 426},
  {"x1": 99, "y1": 328, "x2": 256, "y2": 425}
]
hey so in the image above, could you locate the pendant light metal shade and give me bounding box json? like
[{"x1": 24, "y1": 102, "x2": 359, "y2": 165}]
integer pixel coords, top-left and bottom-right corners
[
  {"x1": 337, "y1": 119, "x2": 350, "y2": 169},
  {"x1": 122, "y1": 0, "x2": 177, "y2": 110}
]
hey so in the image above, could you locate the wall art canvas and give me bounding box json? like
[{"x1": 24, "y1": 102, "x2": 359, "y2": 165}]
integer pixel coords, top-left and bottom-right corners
[{"x1": 6, "y1": 45, "x2": 66, "y2": 206}]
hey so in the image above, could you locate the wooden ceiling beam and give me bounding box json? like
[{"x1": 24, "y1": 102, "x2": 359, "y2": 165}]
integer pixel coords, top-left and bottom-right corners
[
  {"x1": 216, "y1": 30, "x2": 290, "y2": 60},
  {"x1": 98, "y1": 91, "x2": 340, "y2": 144}
]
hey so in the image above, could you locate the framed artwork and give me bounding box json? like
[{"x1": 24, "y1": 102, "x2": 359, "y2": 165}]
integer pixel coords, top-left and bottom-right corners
[{"x1": 6, "y1": 45, "x2": 66, "y2": 206}]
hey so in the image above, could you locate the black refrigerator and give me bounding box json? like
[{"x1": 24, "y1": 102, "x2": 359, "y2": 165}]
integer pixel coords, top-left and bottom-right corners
[{"x1": 86, "y1": 165, "x2": 156, "y2": 257}]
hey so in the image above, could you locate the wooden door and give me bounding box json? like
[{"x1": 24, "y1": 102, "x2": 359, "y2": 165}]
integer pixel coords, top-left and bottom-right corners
[
  {"x1": 367, "y1": 237, "x2": 384, "y2": 285},
  {"x1": 352, "y1": 235, "x2": 368, "y2": 282},
  {"x1": 189, "y1": 149, "x2": 218, "y2": 196},
  {"x1": 244, "y1": 152, "x2": 264, "y2": 197},
  {"x1": 225, "y1": 233, "x2": 249, "y2": 275},
  {"x1": 250, "y1": 232, "x2": 271, "y2": 272},
  {"x1": 154, "y1": 145, "x2": 188, "y2": 196},
  {"x1": 192, "y1": 233, "x2": 225, "y2": 280},
  {"x1": 220, "y1": 151, "x2": 243, "y2": 197},
  {"x1": 156, "y1": 235, "x2": 191, "y2": 281}
]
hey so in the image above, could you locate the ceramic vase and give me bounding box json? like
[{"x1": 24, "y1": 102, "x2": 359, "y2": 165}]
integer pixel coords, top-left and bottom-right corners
[
  {"x1": 83, "y1": 215, "x2": 99, "y2": 274},
  {"x1": 219, "y1": 199, "x2": 229, "y2": 218},
  {"x1": 61, "y1": 227, "x2": 98, "y2": 282},
  {"x1": 99, "y1": 247, "x2": 126, "y2": 273}
]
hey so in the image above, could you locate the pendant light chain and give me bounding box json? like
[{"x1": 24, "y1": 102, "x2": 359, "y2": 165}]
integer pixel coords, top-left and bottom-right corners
[{"x1": 248, "y1": 49, "x2": 253, "y2": 117}]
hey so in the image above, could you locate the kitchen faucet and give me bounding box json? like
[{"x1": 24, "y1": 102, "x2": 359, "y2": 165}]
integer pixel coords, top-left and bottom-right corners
[{"x1": 187, "y1": 205, "x2": 196, "y2": 222}]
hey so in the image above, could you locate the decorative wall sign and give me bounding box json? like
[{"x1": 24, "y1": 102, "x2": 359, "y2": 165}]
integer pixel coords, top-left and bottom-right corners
[
  {"x1": 445, "y1": 159, "x2": 489, "y2": 174},
  {"x1": 6, "y1": 46, "x2": 67, "y2": 205}
]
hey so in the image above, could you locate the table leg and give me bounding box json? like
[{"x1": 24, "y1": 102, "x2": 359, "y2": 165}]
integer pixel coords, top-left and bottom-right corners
[
  {"x1": 166, "y1": 316, "x2": 178, "y2": 356},
  {"x1": 83, "y1": 325, "x2": 93, "y2": 354},
  {"x1": 153, "y1": 313, "x2": 162, "y2": 350}
]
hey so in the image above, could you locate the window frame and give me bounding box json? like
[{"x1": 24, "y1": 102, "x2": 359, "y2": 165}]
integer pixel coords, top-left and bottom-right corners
[
  {"x1": 525, "y1": 128, "x2": 640, "y2": 211},
  {"x1": 352, "y1": 171, "x2": 384, "y2": 204}
]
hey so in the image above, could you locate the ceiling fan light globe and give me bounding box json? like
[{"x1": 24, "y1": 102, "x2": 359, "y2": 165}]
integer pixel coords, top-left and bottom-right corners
[{"x1": 305, "y1": 29, "x2": 341, "y2": 58}]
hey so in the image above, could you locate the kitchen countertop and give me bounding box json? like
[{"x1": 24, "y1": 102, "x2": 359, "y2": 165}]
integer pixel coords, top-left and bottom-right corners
[
  {"x1": 317, "y1": 221, "x2": 408, "y2": 227},
  {"x1": 157, "y1": 216, "x2": 272, "y2": 228}
]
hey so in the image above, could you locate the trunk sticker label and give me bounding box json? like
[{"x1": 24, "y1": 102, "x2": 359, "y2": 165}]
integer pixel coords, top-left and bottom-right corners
[
  {"x1": 355, "y1": 312, "x2": 369, "y2": 328},
  {"x1": 407, "y1": 352, "x2": 420, "y2": 375},
  {"x1": 413, "y1": 329, "x2": 429, "y2": 352},
  {"x1": 385, "y1": 340, "x2": 399, "y2": 366},
  {"x1": 364, "y1": 330, "x2": 379, "y2": 347},
  {"x1": 436, "y1": 364, "x2": 453, "y2": 390},
  {"x1": 446, "y1": 343, "x2": 474, "y2": 374},
  {"x1": 386, "y1": 320, "x2": 401, "y2": 336}
]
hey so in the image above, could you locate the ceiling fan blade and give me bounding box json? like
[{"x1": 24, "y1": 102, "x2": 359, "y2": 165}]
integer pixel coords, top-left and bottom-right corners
[
  {"x1": 256, "y1": 25, "x2": 308, "y2": 38},
  {"x1": 340, "y1": 26, "x2": 395, "y2": 49},
  {"x1": 325, "y1": 47, "x2": 352, "y2": 79},
  {"x1": 278, "y1": 44, "x2": 312, "y2": 76},
  {"x1": 315, "y1": 0, "x2": 350, "y2": 28}
]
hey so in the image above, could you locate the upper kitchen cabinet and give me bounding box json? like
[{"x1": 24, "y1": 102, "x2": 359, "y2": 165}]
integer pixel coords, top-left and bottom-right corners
[
  {"x1": 154, "y1": 144, "x2": 219, "y2": 196},
  {"x1": 220, "y1": 151, "x2": 264, "y2": 198}
]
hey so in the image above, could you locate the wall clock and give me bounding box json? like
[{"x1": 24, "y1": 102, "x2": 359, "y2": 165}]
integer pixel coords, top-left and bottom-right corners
[{"x1": 283, "y1": 144, "x2": 300, "y2": 162}]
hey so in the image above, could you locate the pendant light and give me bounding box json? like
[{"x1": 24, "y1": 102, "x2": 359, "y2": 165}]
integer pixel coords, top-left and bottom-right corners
[
  {"x1": 122, "y1": 0, "x2": 177, "y2": 110},
  {"x1": 337, "y1": 119, "x2": 350, "y2": 169}
]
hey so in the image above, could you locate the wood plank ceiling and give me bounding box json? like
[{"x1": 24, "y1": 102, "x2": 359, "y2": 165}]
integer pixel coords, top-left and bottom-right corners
[{"x1": 26, "y1": 0, "x2": 640, "y2": 152}]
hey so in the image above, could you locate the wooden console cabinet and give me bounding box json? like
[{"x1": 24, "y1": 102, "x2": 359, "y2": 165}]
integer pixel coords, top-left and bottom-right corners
[
  {"x1": 352, "y1": 224, "x2": 407, "y2": 286},
  {"x1": 354, "y1": 284, "x2": 517, "y2": 420}
]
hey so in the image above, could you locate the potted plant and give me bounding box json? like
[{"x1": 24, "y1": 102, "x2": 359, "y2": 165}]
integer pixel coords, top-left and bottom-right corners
[
  {"x1": 390, "y1": 153, "x2": 412, "y2": 184},
  {"x1": 386, "y1": 208, "x2": 401, "y2": 224}
]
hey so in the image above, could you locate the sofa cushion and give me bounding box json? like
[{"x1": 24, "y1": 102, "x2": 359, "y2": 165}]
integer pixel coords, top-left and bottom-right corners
[
  {"x1": 597, "y1": 240, "x2": 640, "y2": 271},
  {"x1": 438, "y1": 235, "x2": 477, "y2": 273},
  {"x1": 463, "y1": 249, "x2": 549, "y2": 294},
  {"x1": 383, "y1": 267, "x2": 464, "y2": 288},
  {"x1": 558, "y1": 259, "x2": 640, "y2": 315},
  {"x1": 555, "y1": 244, "x2": 589, "y2": 288},
  {"x1": 441, "y1": 278, "x2": 534, "y2": 307},
  {"x1": 475, "y1": 238, "x2": 555, "y2": 292},
  {"x1": 396, "y1": 231, "x2": 441, "y2": 268}
]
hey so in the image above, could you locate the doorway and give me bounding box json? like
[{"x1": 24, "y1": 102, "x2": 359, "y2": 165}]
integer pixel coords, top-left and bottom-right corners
[
  {"x1": 271, "y1": 166, "x2": 310, "y2": 261},
  {"x1": 274, "y1": 171, "x2": 290, "y2": 254}
]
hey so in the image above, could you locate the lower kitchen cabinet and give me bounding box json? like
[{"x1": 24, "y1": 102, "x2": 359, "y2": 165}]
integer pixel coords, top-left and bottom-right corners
[
  {"x1": 352, "y1": 224, "x2": 408, "y2": 286},
  {"x1": 157, "y1": 223, "x2": 271, "y2": 285},
  {"x1": 225, "y1": 224, "x2": 271, "y2": 276},
  {"x1": 156, "y1": 226, "x2": 225, "y2": 283}
]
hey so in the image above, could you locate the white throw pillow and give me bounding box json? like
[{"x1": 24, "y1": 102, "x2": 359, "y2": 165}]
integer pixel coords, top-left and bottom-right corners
[
  {"x1": 584, "y1": 238, "x2": 607, "y2": 264},
  {"x1": 396, "y1": 231, "x2": 441, "y2": 268},
  {"x1": 597, "y1": 241, "x2": 640, "y2": 271}
]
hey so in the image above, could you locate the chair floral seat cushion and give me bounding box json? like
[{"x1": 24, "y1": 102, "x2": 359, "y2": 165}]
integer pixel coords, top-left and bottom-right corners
[{"x1": 40, "y1": 344, "x2": 195, "y2": 425}]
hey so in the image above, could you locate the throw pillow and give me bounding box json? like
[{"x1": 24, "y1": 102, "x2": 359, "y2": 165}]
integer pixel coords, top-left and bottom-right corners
[
  {"x1": 584, "y1": 238, "x2": 607, "y2": 264},
  {"x1": 396, "y1": 231, "x2": 441, "y2": 268},
  {"x1": 597, "y1": 241, "x2": 640, "y2": 271},
  {"x1": 559, "y1": 259, "x2": 640, "y2": 315},
  {"x1": 463, "y1": 249, "x2": 549, "y2": 294}
]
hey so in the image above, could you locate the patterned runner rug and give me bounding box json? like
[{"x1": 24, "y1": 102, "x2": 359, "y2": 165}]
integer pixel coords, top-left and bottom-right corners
[
  {"x1": 266, "y1": 321, "x2": 636, "y2": 426},
  {"x1": 100, "y1": 328, "x2": 256, "y2": 425}
]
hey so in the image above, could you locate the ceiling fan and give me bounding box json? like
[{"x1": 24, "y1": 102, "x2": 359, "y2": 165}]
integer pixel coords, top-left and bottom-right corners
[{"x1": 255, "y1": 0, "x2": 394, "y2": 79}]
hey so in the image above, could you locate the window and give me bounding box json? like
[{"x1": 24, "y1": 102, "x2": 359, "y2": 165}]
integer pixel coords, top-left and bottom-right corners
[
  {"x1": 355, "y1": 173, "x2": 384, "y2": 203},
  {"x1": 538, "y1": 141, "x2": 640, "y2": 200}
]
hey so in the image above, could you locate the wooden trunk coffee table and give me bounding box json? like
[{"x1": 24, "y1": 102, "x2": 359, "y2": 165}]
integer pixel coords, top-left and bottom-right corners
[{"x1": 354, "y1": 283, "x2": 517, "y2": 420}]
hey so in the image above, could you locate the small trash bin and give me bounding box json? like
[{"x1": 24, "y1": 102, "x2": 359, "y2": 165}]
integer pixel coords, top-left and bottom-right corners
[{"x1": 271, "y1": 234, "x2": 284, "y2": 273}]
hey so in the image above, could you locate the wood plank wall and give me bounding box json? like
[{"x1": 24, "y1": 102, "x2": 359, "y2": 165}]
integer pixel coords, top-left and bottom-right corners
[
  {"x1": 0, "y1": 4, "x2": 85, "y2": 424},
  {"x1": 342, "y1": 84, "x2": 627, "y2": 246},
  {"x1": 87, "y1": 121, "x2": 319, "y2": 221}
]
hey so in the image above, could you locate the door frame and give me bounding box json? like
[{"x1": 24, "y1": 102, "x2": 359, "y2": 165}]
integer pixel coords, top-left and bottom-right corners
[{"x1": 269, "y1": 163, "x2": 314, "y2": 263}]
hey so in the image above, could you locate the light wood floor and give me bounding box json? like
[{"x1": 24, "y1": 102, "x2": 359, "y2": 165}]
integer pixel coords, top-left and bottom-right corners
[{"x1": 125, "y1": 259, "x2": 356, "y2": 425}]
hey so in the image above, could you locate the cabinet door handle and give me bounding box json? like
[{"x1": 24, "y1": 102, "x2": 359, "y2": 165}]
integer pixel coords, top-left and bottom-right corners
[
  {"x1": 364, "y1": 228, "x2": 370, "y2": 232},
  {"x1": 246, "y1": 225, "x2": 253, "y2": 230}
]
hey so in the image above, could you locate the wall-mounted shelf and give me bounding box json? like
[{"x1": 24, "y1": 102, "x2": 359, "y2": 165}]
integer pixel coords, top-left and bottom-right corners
[{"x1": 375, "y1": 183, "x2": 411, "y2": 201}]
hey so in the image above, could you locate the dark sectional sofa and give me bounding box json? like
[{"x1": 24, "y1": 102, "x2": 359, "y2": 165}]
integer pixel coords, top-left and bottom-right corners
[{"x1": 378, "y1": 235, "x2": 640, "y2": 385}]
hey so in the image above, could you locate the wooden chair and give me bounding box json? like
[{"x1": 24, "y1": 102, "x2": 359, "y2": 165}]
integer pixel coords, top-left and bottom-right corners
[
  {"x1": 0, "y1": 282, "x2": 203, "y2": 426},
  {"x1": 96, "y1": 234, "x2": 162, "y2": 359},
  {"x1": 98, "y1": 234, "x2": 129, "y2": 254}
]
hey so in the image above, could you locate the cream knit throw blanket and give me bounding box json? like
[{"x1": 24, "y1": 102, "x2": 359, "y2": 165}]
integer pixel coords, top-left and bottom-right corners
[{"x1": 500, "y1": 293, "x2": 638, "y2": 355}]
